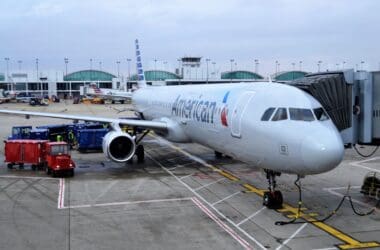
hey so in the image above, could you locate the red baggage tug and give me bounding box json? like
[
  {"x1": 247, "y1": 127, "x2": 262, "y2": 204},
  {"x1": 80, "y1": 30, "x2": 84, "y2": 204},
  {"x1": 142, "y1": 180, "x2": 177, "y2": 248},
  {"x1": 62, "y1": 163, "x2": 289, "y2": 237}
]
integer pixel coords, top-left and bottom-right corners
[{"x1": 4, "y1": 140, "x2": 75, "y2": 177}]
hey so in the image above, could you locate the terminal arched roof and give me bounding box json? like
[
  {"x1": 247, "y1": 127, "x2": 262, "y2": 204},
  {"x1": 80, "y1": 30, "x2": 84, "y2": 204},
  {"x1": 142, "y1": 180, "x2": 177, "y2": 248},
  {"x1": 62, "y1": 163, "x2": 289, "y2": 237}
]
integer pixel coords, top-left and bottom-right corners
[
  {"x1": 221, "y1": 71, "x2": 264, "y2": 80},
  {"x1": 64, "y1": 70, "x2": 116, "y2": 81},
  {"x1": 273, "y1": 71, "x2": 308, "y2": 81},
  {"x1": 131, "y1": 70, "x2": 181, "y2": 81}
]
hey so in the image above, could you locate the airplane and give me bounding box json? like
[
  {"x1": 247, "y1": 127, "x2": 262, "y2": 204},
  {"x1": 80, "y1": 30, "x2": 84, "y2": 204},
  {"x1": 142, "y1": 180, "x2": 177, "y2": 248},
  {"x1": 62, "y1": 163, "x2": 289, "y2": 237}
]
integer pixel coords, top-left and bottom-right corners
[
  {"x1": 0, "y1": 39, "x2": 344, "y2": 209},
  {"x1": 85, "y1": 83, "x2": 132, "y2": 104},
  {"x1": 0, "y1": 89, "x2": 11, "y2": 104}
]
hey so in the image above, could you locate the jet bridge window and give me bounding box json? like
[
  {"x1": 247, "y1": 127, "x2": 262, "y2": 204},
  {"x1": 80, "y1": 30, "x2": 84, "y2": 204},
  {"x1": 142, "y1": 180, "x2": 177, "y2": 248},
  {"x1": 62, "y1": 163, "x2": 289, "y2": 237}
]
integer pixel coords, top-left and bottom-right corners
[
  {"x1": 313, "y1": 107, "x2": 329, "y2": 121},
  {"x1": 272, "y1": 108, "x2": 288, "y2": 121},
  {"x1": 261, "y1": 107, "x2": 276, "y2": 121},
  {"x1": 289, "y1": 108, "x2": 315, "y2": 121}
]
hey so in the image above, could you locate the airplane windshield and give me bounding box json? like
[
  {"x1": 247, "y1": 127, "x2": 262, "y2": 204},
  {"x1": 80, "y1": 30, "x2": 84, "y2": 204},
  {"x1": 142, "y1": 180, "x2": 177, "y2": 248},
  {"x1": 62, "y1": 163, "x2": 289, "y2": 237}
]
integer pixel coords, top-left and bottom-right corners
[
  {"x1": 272, "y1": 108, "x2": 288, "y2": 121},
  {"x1": 261, "y1": 107, "x2": 276, "y2": 121},
  {"x1": 313, "y1": 107, "x2": 330, "y2": 121},
  {"x1": 289, "y1": 108, "x2": 315, "y2": 121}
]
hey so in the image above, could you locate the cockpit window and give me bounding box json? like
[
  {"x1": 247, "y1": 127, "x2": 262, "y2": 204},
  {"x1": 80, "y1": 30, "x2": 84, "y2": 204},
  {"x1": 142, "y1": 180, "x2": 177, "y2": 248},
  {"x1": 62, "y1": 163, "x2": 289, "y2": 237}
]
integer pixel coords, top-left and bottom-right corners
[
  {"x1": 261, "y1": 107, "x2": 275, "y2": 121},
  {"x1": 272, "y1": 108, "x2": 288, "y2": 121},
  {"x1": 313, "y1": 107, "x2": 329, "y2": 121},
  {"x1": 289, "y1": 108, "x2": 315, "y2": 121}
]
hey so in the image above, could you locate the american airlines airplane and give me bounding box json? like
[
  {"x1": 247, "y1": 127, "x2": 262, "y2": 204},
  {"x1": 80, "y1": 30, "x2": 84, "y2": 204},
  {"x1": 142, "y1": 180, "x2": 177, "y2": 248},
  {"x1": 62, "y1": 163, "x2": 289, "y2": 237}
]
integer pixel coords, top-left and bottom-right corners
[
  {"x1": 0, "y1": 40, "x2": 344, "y2": 209},
  {"x1": 85, "y1": 83, "x2": 132, "y2": 103}
]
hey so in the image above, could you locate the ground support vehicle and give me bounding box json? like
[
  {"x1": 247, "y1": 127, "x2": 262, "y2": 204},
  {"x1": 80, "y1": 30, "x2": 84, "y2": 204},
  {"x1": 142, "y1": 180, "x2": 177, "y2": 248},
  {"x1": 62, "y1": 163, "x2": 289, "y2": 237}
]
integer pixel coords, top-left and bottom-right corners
[
  {"x1": 4, "y1": 140, "x2": 75, "y2": 177},
  {"x1": 30, "y1": 128, "x2": 49, "y2": 140},
  {"x1": 36, "y1": 124, "x2": 69, "y2": 142}
]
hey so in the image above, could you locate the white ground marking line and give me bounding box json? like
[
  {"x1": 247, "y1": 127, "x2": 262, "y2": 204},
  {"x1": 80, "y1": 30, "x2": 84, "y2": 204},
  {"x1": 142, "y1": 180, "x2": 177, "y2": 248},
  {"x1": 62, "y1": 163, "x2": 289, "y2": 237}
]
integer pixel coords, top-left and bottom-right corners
[
  {"x1": 349, "y1": 157, "x2": 380, "y2": 173},
  {"x1": 191, "y1": 197, "x2": 253, "y2": 250},
  {"x1": 275, "y1": 223, "x2": 308, "y2": 250},
  {"x1": 58, "y1": 178, "x2": 65, "y2": 209},
  {"x1": 167, "y1": 162, "x2": 194, "y2": 171},
  {"x1": 194, "y1": 178, "x2": 225, "y2": 191},
  {"x1": 236, "y1": 207, "x2": 266, "y2": 226},
  {"x1": 63, "y1": 197, "x2": 194, "y2": 209},
  {"x1": 146, "y1": 153, "x2": 267, "y2": 250},
  {"x1": 0, "y1": 175, "x2": 56, "y2": 180},
  {"x1": 212, "y1": 191, "x2": 241, "y2": 206},
  {"x1": 179, "y1": 173, "x2": 193, "y2": 180},
  {"x1": 324, "y1": 187, "x2": 379, "y2": 212},
  {"x1": 312, "y1": 248, "x2": 338, "y2": 250}
]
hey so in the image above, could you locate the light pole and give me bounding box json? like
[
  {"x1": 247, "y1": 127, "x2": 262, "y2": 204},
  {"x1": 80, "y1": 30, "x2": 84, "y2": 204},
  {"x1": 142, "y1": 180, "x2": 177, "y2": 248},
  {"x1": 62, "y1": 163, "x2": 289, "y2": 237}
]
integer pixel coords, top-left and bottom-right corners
[
  {"x1": 317, "y1": 60, "x2": 322, "y2": 72},
  {"x1": 212, "y1": 62, "x2": 216, "y2": 79},
  {"x1": 35, "y1": 58, "x2": 39, "y2": 80},
  {"x1": 299, "y1": 61, "x2": 303, "y2": 71},
  {"x1": 163, "y1": 61, "x2": 167, "y2": 71},
  {"x1": 254, "y1": 59, "x2": 259, "y2": 73},
  {"x1": 116, "y1": 61, "x2": 120, "y2": 77},
  {"x1": 154, "y1": 58, "x2": 157, "y2": 80},
  {"x1": 64, "y1": 58, "x2": 68, "y2": 76},
  {"x1": 275, "y1": 60, "x2": 279, "y2": 74},
  {"x1": 230, "y1": 59, "x2": 234, "y2": 82},
  {"x1": 360, "y1": 61, "x2": 365, "y2": 70},
  {"x1": 342, "y1": 61, "x2": 346, "y2": 69},
  {"x1": 99, "y1": 61, "x2": 102, "y2": 70},
  {"x1": 127, "y1": 58, "x2": 131, "y2": 80},
  {"x1": 17, "y1": 60, "x2": 22, "y2": 71},
  {"x1": 4, "y1": 58, "x2": 9, "y2": 82},
  {"x1": 206, "y1": 58, "x2": 210, "y2": 83},
  {"x1": 292, "y1": 62, "x2": 295, "y2": 71},
  {"x1": 336, "y1": 63, "x2": 339, "y2": 70}
]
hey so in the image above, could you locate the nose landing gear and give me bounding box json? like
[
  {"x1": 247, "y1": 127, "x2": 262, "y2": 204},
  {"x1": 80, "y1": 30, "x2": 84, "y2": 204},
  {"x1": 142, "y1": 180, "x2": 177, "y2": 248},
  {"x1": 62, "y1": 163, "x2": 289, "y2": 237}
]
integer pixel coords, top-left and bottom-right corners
[{"x1": 263, "y1": 170, "x2": 283, "y2": 209}]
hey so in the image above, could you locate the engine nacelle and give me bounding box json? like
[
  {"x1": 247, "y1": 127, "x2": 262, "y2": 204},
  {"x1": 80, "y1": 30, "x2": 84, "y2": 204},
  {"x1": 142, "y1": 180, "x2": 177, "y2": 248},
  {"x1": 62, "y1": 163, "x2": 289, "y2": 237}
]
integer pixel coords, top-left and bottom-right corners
[{"x1": 102, "y1": 131, "x2": 136, "y2": 162}]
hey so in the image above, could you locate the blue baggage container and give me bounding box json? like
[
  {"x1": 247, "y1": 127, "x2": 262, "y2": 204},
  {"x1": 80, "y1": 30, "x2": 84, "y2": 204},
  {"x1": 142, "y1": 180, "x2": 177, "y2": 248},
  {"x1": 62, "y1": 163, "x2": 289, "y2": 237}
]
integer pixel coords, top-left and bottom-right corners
[
  {"x1": 30, "y1": 128, "x2": 49, "y2": 140},
  {"x1": 77, "y1": 128, "x2": 109, "y2": 151}
]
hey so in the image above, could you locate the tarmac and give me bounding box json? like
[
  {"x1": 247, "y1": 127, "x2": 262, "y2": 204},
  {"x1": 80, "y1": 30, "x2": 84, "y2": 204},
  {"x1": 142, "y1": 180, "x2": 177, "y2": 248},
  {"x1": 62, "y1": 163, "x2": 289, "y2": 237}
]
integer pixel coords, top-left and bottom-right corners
[{"x1": 0, "y1": 101, "x2": 379, "y2": 250}]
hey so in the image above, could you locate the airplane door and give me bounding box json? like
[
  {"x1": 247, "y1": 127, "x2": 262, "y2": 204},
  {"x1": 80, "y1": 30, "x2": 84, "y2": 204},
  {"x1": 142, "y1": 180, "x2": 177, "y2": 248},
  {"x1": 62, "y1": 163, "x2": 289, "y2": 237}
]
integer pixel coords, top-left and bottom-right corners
[{"x1": 230, "y1": 91, "x2": 255, "y2": 138}]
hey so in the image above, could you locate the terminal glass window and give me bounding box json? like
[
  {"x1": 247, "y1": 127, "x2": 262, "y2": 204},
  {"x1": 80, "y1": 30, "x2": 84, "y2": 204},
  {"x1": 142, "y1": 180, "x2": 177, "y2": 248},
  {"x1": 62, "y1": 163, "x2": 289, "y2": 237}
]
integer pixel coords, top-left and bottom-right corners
[
  {"x1": 261, "y1": 107, "x2": 276, "y2": 121},
  {"x1": 289, "y1": 108, "x2": 315, "y2": 121},
  {"x1": 272, "y1": 108, "x2": 288, "y2": 121},
  {"x1": 313, "y1": 107, "x2": 329, "y2": 121}
]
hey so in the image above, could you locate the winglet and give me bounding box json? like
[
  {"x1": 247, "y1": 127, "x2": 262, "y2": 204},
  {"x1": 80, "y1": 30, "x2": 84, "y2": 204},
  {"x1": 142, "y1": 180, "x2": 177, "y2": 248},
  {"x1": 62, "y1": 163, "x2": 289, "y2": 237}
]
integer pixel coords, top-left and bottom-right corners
[{"x1": 135, "y1": 39, "x2": 147, "y2": 88}]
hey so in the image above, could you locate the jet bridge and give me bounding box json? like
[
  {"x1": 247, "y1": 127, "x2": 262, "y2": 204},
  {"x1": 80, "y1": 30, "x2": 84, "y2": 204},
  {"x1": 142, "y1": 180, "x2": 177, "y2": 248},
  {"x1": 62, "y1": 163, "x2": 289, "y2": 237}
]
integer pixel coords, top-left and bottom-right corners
[{"x1": 287, "y1": 69, "x2": 380, "y2": 147}]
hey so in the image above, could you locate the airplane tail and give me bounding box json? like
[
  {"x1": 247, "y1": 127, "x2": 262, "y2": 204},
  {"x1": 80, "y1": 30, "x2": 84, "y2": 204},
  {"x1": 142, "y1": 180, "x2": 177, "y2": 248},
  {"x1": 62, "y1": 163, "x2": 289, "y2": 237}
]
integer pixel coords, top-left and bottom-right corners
[{"x1": 135, "y1": 39, "x2": 147, "y2": 88}]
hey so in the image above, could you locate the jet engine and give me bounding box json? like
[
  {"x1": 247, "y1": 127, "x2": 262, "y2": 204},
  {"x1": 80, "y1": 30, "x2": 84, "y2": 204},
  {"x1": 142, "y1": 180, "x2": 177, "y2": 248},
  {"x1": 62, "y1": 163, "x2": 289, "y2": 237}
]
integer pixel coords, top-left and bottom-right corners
[{"x1": 102, "y1": 131, "x2": 136, "y2": 162}]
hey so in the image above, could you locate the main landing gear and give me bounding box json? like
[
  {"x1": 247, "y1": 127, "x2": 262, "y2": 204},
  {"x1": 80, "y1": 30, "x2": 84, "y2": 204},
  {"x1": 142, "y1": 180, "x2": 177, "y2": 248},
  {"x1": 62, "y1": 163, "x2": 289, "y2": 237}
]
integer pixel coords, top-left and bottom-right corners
[{"x1": 263, "y1": 170, "x2": 283, "y2": 209}]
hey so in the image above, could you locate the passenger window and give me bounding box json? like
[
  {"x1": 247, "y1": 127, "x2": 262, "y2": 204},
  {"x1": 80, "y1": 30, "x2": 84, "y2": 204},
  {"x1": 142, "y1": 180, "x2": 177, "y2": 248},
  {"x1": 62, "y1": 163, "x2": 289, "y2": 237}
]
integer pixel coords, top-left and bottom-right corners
[
  {"x1": 272, "y1": 108, "x2": 288, "y2": 121},
  {"x1": 261, "y1": 107, "x2": 276, "y2": 121},
  {"x1": 313, "y1": 107, "x2": 329, "y2": 121},
  {"x1": 289, "y1": 108, "x2": 315, "y2": 121}
]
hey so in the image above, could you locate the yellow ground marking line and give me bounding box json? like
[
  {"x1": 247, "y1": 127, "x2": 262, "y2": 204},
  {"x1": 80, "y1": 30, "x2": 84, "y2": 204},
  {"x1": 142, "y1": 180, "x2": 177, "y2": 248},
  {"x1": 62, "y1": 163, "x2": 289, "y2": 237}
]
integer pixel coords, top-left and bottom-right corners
[{"x1": 148, "y1": 134, "x2": 380, "y2": 249}]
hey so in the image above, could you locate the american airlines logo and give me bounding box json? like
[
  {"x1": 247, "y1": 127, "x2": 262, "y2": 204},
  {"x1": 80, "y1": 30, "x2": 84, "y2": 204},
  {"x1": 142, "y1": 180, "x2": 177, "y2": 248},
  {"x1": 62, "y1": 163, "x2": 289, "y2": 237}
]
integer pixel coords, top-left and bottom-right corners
[{"x1": 172, "y1": 95, "x2": 217, "y2": 124}]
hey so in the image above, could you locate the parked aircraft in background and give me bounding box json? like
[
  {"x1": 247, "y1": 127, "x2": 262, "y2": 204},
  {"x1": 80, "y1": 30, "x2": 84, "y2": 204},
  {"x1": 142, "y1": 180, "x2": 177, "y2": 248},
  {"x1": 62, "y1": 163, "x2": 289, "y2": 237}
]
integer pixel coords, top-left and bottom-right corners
[
  {"x1": 85, "y1": 83, "x2": 132, "y2": 104},
  {"x1": 0, "y1": 40, "x2": 344, "y2": 208}
]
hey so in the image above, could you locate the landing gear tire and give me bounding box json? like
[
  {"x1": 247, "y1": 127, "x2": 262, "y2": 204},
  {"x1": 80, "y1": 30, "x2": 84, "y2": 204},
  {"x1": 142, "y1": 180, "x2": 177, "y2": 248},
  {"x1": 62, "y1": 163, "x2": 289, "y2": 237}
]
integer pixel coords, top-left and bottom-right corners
[
  {"x1": 136, "y1": 145, "x2": 145, "y2": 163},
  {"x1": 263, "y1": 191, "x2": 283, "y2": 209},
  {"x1": 214, "y1": 151, "x2": 223, "y2": 159},
  {"x1": 263, "y1": 170, "x2": 283, "y2": 209}
]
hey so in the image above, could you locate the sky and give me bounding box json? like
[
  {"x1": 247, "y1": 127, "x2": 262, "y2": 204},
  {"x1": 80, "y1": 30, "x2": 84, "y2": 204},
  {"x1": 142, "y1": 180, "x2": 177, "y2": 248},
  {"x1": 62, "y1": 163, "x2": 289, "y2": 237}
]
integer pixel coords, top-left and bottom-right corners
[{"x1": 0, "y1": 0, "x2": 379, "y2": 77}]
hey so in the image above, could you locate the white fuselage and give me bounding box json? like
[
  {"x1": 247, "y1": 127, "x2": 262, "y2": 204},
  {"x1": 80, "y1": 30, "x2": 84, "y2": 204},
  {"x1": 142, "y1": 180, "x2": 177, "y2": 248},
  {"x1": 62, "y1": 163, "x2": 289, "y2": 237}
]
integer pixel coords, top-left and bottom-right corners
[{"x1": 132, "y1": 82, "x2": 344, "y2": 175}]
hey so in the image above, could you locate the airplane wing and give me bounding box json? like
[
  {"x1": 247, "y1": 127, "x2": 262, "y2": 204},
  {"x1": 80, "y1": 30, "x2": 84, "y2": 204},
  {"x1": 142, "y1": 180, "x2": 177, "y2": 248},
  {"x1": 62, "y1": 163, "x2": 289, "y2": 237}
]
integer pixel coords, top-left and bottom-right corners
[{"x1": 0, "y1": 109, "x2": 167, "y2": 130}]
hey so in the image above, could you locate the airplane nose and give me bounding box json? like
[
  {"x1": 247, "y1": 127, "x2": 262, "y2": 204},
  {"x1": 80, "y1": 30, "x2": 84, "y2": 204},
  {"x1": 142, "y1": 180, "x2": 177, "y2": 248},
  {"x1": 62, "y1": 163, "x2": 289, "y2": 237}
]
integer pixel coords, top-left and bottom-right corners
[{"x1": 301, "y1": 132, "x2": 344, "y2": 174}]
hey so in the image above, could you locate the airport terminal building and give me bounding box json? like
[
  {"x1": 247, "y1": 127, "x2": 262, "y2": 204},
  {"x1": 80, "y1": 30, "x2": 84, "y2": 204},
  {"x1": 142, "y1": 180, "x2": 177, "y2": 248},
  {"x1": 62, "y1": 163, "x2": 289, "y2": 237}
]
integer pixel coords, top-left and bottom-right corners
[{"x1": 0, "y1": 60, "x2": 308, "y2": 98}]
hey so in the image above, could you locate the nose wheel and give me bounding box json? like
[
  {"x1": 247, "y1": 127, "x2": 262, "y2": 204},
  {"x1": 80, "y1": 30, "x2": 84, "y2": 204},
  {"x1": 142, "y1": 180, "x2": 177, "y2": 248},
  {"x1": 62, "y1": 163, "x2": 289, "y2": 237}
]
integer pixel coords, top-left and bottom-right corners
[{"x1": 263, "y1": 170, "x2": 283, "y2": 209}]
